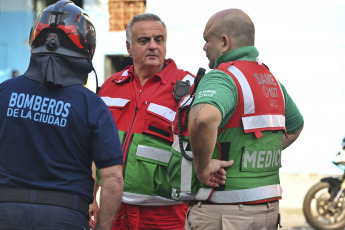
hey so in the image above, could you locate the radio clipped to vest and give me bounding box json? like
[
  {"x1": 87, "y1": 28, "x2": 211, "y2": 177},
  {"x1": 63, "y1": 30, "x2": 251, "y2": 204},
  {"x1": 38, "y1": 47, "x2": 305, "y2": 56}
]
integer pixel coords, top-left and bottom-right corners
[
  {"x1": 168, "y1": 68, "x2": 206, "y2": 202},
  {"x1": 173, "y1": 68, "x2": 205, "y2": 161}
]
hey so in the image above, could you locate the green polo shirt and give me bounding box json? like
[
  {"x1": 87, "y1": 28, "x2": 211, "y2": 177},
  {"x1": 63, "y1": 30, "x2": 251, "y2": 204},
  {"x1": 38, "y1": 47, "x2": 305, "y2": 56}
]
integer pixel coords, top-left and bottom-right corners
[{"x1": 191, "y1": 46, "x2": 304, "y2": 133}]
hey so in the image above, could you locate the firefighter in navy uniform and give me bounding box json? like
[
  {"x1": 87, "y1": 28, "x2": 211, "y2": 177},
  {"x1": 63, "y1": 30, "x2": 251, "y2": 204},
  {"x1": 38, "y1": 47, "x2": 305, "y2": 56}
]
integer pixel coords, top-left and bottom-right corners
[{"x1": 0, "y1": 1, "x2": 123, "y2": 229}]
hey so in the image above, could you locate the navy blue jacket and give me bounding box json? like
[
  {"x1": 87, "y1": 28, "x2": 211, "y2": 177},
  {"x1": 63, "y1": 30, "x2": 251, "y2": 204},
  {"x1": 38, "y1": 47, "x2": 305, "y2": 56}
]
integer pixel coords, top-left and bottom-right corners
[{"x1": 0, "y1": 75, "x2": 123, "y2": 202}]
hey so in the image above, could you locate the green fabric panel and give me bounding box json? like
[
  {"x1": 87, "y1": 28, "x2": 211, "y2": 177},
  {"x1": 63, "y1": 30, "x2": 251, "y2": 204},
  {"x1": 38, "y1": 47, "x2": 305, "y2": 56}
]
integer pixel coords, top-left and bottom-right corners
[
  {"x1": 123, "y1": 133, "x2": 173, "y2": 198},
  {"x1": 197, "y1": 128, "x2": 282, "y2": 191},
  {"x1": 224, "y1": 173, "x2": 280, "y2": 190},
  {"x1": 214, "y1": 46, "x2": 259, "y2": 68},
  {"x1": 218, "y1": 127, "x2": 283, "y2": 178}
]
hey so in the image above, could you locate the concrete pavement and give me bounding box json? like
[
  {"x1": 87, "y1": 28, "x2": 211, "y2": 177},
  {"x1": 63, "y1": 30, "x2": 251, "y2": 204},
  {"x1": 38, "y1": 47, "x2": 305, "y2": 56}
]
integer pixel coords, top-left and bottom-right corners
[{"x1": 279, "y1": 173, "x2": 335, "y2": 229}]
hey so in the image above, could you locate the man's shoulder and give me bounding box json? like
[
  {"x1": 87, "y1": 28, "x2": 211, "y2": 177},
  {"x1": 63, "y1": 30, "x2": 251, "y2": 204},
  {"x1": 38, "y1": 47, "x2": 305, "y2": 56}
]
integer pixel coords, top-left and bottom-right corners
[
  {"x1": 203, "y1": 68, "x2": 231, "y2": 79},
  {"x1": 164, "y1": 59, "x2": 195, "y2": 82},
  {"x1": 100, "y1": 67, "x2": 133, "y2": 93},
  {"x1": 108, "y1": 67, "x2": 132, "y2": 82}
]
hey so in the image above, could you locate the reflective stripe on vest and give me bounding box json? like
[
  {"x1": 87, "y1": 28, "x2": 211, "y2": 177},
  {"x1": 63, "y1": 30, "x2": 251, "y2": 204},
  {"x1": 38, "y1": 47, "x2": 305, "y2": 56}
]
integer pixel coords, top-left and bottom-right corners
[
  {"x1": 195, "y1": 184, "x2": 282, "y2": 203},
  {"x1": 180, "y1": 95, "x2": 192, "y2": 108},
  {"x1": 122, "y1": 192, "x2": 182, "y2": 206},
  {"x1": 242, "y1": 114, "x2": 285, "y2": 131},
  {"x1": 136, "y1": 145, "x2": 172, "y2": 164},
  {"x1": 101, "y1": 97, "x2": 130, "y2": 107},
  {"x1": 172, "y1": 139, "x2": 193, "y2": 193},
  {"x1": 147, "y1": 103, "x2": 176, "y2": 122},
  {"x1": 182, "y1": 74, "x2": 195, "y2": 85},
  {"x1": 227, "y1": 65, "x2": 285, "y2": 131},
  {"x1": 122, "y1": 69, "x2": 129, "y2": 76},
  {"x1": 228, "y1": 65, "x2": 254, "y2": 114}
]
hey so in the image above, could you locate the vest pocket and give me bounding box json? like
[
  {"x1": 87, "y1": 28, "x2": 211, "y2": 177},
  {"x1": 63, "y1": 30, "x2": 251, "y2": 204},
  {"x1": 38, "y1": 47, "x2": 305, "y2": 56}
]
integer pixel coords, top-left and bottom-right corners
[
  {"x1": 143, "y1": 103, "x2": 175, "y2": 142},
  {"x1": 133, "y1": 145, "x2": 172, "y2": 197},
  {"x1": 101, "y1": 97, "x2": 131, "y2": 125}
]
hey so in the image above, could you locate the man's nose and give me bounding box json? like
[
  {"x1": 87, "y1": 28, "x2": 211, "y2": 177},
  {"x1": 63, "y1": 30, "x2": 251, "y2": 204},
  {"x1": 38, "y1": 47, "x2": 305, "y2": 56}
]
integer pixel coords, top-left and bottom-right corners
[{"x1": 148, "y1": 40, "x2": 158, "y2": 50}]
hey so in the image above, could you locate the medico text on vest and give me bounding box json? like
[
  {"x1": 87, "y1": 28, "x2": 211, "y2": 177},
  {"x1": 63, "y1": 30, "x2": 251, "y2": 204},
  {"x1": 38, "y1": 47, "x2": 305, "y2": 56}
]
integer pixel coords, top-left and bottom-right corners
[{"x1": 242, "y1": 149, "x2": 281, "y2": 171}]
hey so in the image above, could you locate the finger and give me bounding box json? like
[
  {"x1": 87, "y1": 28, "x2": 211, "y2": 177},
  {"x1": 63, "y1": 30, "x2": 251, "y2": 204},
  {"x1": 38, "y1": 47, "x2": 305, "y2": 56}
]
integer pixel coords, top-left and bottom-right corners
[
  {"x1": 206, "y1": 180, "x2": 220, "y2": 187},
  {"x1": 89, "y1": 219, "x2": 95, "y2": 229},
  {"x1": 219, "y1": 160, "x2": 234, "y2": 168},
  {"x1": 94, "y1": 209, "x2": 98, "y2": 221},
  {"x1": 210, "y1": 175, "x2": 226, "y2": 185},
  {"x1": 212, "y1": 176, "x2": 225, "y2": 186},
  {"x1": 217, "y1": 168, "x2": 226, "y2": 176}
]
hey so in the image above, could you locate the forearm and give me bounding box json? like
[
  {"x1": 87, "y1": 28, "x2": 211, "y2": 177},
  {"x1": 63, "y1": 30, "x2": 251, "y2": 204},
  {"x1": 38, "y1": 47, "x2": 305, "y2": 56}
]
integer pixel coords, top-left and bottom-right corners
[
  {"x1": 92, "y1": 162, "x2": 100, "y2": 198},
  {"x1": 282, "y1": 125, "x2": 303, "y2": 150},
  {"x1": 188, "y1": 104, "x2": 221, "y2": 175},
  {"x1": 95, "y1": 165, "x2": 123, "y2": 230},
  {"x1": 89, "y1": 163, "x2": 100, "y2": 228},
  {"x1": 189, "y1": 118, "x2": 218, "y2": 175}
]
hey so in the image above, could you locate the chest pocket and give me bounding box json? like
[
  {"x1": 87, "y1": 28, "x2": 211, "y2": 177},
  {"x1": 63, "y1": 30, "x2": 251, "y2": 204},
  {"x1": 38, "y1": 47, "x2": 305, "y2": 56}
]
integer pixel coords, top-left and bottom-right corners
[
  {"x1": 100, "y1": 97, "x2": 131, "y2": 125},
  {"x1": 143, "y1": 102, "x2": 176, "y2": 142}
]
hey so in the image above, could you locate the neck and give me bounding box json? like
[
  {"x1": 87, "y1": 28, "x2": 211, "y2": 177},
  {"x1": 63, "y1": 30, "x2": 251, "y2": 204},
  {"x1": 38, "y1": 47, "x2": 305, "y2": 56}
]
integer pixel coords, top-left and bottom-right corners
[{"x1": 134, "y1": 64, "x2": 163, "y2": 86}]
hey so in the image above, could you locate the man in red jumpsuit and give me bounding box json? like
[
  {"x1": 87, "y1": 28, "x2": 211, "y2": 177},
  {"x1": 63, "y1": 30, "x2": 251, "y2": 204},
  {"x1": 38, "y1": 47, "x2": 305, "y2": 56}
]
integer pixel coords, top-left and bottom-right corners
[{"x1": 96, "y1": 13, "x2": 195, "y2": 229}]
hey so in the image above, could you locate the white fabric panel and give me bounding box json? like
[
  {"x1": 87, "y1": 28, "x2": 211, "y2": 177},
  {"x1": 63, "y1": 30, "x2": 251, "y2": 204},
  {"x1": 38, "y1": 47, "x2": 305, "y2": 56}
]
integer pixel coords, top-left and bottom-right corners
[
  {"x1": 182, "y1": 74, "x2": 195, "y2": 85},
  {"x1": 122, "y1": 192, "x2": 182, "y2": 205},
  {"x1": 136, "y1": 145, "x2": 172, "y2": 164},
  {"x1": 228, "y1": 65, "x2": 255, "y2": 114},
  {"x1": 147, "y1": 103, "x2": 176, "y2": 122},
  {"x1": 101, "y1": 97, "x2": 130, "y2": 107},
  {"x1": 242, "y1": 114, "x2": 285, "y2": 130}
]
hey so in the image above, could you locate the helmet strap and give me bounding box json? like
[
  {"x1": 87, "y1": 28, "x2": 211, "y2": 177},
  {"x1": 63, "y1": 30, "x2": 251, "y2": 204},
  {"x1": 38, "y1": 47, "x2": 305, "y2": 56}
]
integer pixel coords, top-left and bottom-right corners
[{"x1": 91, "y1": 65, "x2": 100, "y2": 94}]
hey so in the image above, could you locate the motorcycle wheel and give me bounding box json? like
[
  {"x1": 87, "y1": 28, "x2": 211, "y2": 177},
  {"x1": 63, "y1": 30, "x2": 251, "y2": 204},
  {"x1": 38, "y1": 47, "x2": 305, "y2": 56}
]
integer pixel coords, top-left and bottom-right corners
[{"x1": 303, "y1": 181, "x2": 345, "y2": 230}]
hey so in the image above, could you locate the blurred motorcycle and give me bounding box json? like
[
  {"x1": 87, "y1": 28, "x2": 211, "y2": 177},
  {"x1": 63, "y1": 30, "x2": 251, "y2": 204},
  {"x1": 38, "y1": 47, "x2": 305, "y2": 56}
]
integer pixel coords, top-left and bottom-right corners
[{"x1": 303, "y1": 138, "x2": 345, "y2": 230}]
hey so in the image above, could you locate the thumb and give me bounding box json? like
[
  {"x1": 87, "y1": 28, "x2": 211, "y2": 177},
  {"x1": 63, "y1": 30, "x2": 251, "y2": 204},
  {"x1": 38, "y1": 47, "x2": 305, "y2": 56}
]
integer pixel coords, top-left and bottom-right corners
[
  {"x1": 220, "y1": 160, "x2": 234, "y2": 168},
  {"x1": 94, "y1": 210, "x2": 98, "y2": 222}
]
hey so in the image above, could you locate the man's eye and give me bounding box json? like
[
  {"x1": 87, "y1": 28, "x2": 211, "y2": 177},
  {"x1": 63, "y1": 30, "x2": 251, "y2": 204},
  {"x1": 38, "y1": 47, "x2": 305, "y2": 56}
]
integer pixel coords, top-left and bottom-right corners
[
  {"x1": 139, "y1": 39, "x2": 148, "y2": 44},
  {"x1": 155, "y1": 36, "x2": 165, "y2": 44}
]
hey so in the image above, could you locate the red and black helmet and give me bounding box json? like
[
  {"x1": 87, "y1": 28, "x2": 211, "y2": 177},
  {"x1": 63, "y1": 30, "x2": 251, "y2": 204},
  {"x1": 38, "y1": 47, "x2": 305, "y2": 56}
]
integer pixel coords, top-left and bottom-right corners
[{"x1": 29, "y1": 0, "x2": 96, "y2": 61}]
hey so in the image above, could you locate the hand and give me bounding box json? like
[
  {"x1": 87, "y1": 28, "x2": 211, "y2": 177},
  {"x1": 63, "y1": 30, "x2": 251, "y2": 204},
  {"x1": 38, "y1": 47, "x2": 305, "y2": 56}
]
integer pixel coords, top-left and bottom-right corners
[
  {"x1": 196, "y1": 159, "x2": 234, "y2": 187},
  {"x1": 89, "y1": 199, "x2": 99, "y2": 229}
]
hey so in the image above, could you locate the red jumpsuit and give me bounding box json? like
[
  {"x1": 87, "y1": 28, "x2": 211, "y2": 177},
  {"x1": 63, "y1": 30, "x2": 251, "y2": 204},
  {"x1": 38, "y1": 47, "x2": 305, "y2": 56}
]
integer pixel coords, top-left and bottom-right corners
[{"x1": 99, "y1": 59, "x2": 194, "y2": 230}]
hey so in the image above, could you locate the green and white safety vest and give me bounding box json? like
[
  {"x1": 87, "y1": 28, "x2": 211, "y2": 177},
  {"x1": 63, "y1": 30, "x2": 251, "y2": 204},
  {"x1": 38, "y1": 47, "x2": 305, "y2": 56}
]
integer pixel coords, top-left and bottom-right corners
[{"x1": 168, "y1": 60, "x2": 286, "y2": 203}]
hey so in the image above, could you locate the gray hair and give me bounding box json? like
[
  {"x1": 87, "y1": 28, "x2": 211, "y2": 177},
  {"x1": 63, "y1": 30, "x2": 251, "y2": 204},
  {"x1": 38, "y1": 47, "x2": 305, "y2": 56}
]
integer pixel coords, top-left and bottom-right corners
[{"x1": 126, "y1": 13, "x2": 167, "y2": 43}]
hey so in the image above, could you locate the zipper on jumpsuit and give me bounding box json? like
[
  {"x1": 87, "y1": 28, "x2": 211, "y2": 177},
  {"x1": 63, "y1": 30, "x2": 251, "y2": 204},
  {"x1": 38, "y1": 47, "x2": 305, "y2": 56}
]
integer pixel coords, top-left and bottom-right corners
[{"x1": 121, "y1": 106, "x2": 138, "y2": 179}]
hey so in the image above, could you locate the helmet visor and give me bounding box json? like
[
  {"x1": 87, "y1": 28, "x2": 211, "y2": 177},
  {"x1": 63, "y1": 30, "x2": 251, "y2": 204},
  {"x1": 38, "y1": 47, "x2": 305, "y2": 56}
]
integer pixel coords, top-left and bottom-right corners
[{"x1": 30, "y1": 11, "x2": 91, "y2": 49}]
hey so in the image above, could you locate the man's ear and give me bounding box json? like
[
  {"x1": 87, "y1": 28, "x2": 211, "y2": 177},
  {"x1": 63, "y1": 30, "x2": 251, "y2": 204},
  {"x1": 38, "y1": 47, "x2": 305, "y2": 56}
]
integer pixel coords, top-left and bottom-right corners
[
  {"x1": 126, "y1": 41, "x2": 131, "y2": 56},
  {"x1": 221, "y1": 34, "x2": 231, "y2": 52}
]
